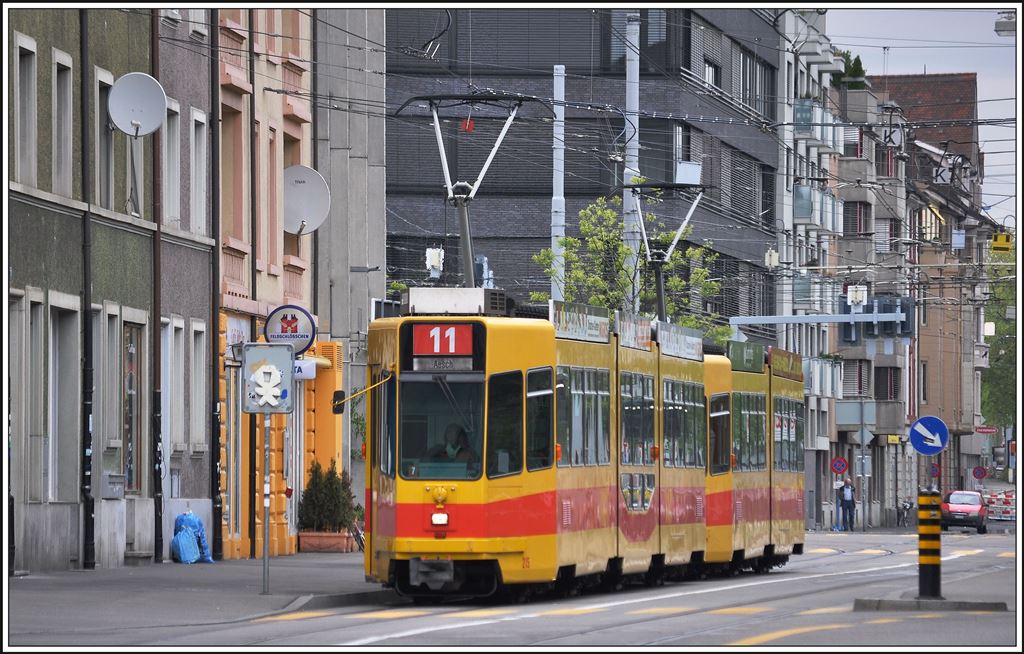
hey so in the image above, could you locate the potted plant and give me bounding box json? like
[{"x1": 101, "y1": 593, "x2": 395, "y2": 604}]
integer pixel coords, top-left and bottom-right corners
[{"x1": 297, "y1": 459, "x2": 358, "y2": 552}]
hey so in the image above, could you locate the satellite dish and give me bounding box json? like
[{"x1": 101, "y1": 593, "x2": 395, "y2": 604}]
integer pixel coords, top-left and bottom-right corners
[
  {"x1": 108, "y1": 72, "x2": 167, "y2": 137},
  {"x1": 283, "y1": 165, "x2": 331, "y2": 235}
]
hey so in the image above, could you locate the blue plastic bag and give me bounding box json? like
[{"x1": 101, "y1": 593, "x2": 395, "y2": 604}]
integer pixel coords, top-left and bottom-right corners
[
  {"x1": 174, "y1": 511, "x2": 214, "y2": 563},
  {"x1": 171, "y1": 527, "x2": 200, "y2": 564}
]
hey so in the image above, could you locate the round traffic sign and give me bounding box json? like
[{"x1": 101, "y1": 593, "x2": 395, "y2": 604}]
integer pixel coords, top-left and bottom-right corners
[
  {"x1": 910, "y1": 415, "x2": 950, "y2": 456},
  {"x1": 930, "y1": 462, "x2": 941, "y2": 478},
  {"x1": 830, "y1": 456, "x2": 848, "y2": 475},
  {"x1": 972, "y1": 465, "x2": 987, "y2": 480},
  {"x1": 264, "y1": 304, "x2": 316, "y2": 356}
]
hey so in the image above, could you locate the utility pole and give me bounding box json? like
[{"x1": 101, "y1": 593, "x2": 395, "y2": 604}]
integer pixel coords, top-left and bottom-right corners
[
  {"x1": 552, "y1": 65, "x2": 565, "y2": 302},
  {"x1": 623, "y1": 12, "x2": 641, "y2": 312}
]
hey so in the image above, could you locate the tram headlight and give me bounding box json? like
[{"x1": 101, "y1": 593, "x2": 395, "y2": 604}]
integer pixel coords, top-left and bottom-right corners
[{"x1": 431, "y1": 512, "x2": 449, "y2": 526}]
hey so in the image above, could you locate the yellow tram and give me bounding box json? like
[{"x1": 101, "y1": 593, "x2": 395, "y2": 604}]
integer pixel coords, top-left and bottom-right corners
[{"x1": 361, "y1": 289, "x2": 804, "y2": 599}]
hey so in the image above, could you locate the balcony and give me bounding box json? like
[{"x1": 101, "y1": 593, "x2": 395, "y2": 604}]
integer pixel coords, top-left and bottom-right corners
[
  {"x1": 803, "y1": 358, "x2": 842, "y2": 400},
  {"x1": 793, "y1": 184, "x2": 826, "y2": 231},
  {"x1": 794, "y1": 98, "x2": 814, "y2": 139},
  {"x1": 835, "y1": 399, "x2": 905, "y2": 437}
]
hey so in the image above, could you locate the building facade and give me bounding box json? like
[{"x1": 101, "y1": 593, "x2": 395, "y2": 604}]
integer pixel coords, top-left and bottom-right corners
[{"x1": 384, "y1": 8, "x2": 780, "y2": 344}]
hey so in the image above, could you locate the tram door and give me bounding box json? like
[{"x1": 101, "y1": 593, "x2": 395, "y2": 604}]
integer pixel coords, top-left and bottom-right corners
[{"x1": 616, "y1": 318, "x2": 660, "y2": 575}]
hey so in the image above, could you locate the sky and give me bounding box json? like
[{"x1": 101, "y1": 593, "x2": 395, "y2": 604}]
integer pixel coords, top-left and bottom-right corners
[{"x1": 823, "y1": 7, "x2": 1019, "y2": 231}]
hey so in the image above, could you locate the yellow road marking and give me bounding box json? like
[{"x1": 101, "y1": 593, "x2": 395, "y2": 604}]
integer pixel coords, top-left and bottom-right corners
[
  {"x1": 900, "y1": 550, "x2": 917, "y2": 555},
  {"x1": 966, "y1": 611, "x2": 995, "y2": 615},
  {"x1": 255, "y1": 610, "x2": 335, "y2": 623},
  {"x1": 998, "y1": 551, "x2": 1015, "y2": 558},
  {"x1": 799, "y1": 606, "x2": 850, "y2": 615},
  {"x1": 440, "y1": 609, "x2": 517, "y2": 619},
  {"x1": 728, "y1": 623, "x2": 851, "y2": 646},
  {"x1": 855, "y1": 549, "x2": 888, "y2": 554},
  {"x1": 345, "y1": 609, "x2": 432, "y2": 619},
  {"x1": 629, "y1": 607, "x2": 695, "y2": 615},
  {"x1": 910, "y1": 613, "x2": 943, "y2": 619},
  {"x1": 708, "y1": 606, "x2": 773, "y2": 615},
  {"x1": 541, "y1": 607, "x2": 608, "y2": 616},
  {"x1": 865, "y1": 618, "x2": 902, "y2": 625},
  {"x1": 807, "y1": 548, "x2": 838, "y2": 554},
  {"x1": 950, "y1": 549, "x2": 983, "y2": 556}
]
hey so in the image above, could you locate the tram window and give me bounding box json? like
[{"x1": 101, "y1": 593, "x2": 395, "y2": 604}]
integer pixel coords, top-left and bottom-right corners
[
  {"x1": 696, "y1": 391, "x2": 707, "y2": 470},
  {"x1": 642, "y1": 375, "x2": 655, "y2": 466},
  {"x1": 620, "y1": 373, "x2": 638, "y2": 465},
  {"x1": 796, "y1": 402, "x2": 805, "y2": 471},
  {"x1": 772, "y1": 398, "x2": 782, "y2": 471},
  {"x1": 526, "y1": 367, "x2": 553, "y2": 471},
  {"x1": 732, "y1": 393, "x2": 745, "y2": 471},
  {"x1": 571, "y1": 368, "x2": 584, "y2": 466},
  {"x1": 584, "y1": 369, "x2": 598, "y2": 465},
  {"x1": 378, "y1": 375, "x2": 396, "y2": 478},
  {"x1": 487, "y1": 371, "x2": 523, "y2": 478},
  {"x1": 555, "y1": 366, "x2": 570, "y2": 466},
  {"x1": 597, "y1": 370, "x2": 610, "y2": 465},
  {"x1": 755, "y1": 395, "x2": 767, "y2": 470},
  {"x1": 662, "y1": 381, "x2": 676, "y2": 468},
  {"x1": 709, "y1": 393, "x2": 730, "y2": 475},
  {"x1": 397, "y1": 374, "x2": 484, "y2": 481}
]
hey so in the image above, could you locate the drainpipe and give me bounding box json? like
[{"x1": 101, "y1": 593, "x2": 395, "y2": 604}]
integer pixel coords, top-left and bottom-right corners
[
  {"x1": 209, "y1": 7, "x2": 224, "y2": 561},
  {"x1": 247, "y1": 8, "x2": 258, "y2": 560},
  {"x1": 311, "y1": 10, "x2": 319, "y2": 318},
  {"x1": 150, "y1": 7, "x2": 165, "y2": 565},
  {"x1": 79, "y1": 7, "x2": 96, "y2": 571}
]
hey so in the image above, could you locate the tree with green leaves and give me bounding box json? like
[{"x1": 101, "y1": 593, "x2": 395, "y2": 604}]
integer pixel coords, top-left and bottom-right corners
[
  {"x1": 530, "y1": 194, "x2": 733, "y2": 345},
  {"x1": 981, "y1": 247, "x2": 1016, "y2": 428}
]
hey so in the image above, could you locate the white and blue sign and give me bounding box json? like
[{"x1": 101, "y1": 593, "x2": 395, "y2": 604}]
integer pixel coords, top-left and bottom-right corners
[{"x1": 909, "y1": 415, "x2": 949, "y2": 456}]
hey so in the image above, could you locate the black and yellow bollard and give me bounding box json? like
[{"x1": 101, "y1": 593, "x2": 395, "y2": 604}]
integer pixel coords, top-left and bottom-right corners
[{"x1": 917, "y1": 488, "x2": 943, "y2": 599}]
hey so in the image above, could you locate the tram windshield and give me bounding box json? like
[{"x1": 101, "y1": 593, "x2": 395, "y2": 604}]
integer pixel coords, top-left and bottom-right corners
[{"x1": 399, "y1": 373, "x2": 484, "y2": 480}]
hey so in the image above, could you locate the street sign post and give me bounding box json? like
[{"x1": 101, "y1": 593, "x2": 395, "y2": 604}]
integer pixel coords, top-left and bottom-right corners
[
  {"x1": 909, "y1": 416, "x2": 950, "y2": 456},
  {"x1": 831, "y1": 456, "x2": 848, "y2": 476},
  {"x1": 242, "y1": 343, "x2": 295, "y2": 596}
]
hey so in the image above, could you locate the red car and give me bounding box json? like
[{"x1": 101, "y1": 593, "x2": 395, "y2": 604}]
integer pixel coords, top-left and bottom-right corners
[{"x1": 941, "y1": 490, "x2": 988, "y2": 534}]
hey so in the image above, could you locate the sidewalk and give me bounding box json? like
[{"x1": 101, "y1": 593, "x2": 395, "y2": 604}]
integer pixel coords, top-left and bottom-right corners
[{"x1": 7, "y1": 551, "x2": 397, "y2": 643}]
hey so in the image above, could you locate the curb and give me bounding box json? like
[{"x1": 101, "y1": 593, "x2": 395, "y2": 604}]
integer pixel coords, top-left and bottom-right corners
[
  {"x1": 853, "y1": 597, "x2": 1009, "y2": 612},
  {"x1": 292, "y1": 589, "x2": 403, "y2": 611}
]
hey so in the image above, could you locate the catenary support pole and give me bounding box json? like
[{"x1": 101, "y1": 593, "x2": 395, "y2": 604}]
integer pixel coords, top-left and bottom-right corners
[
  {"x1": 551, "y1": 64, "x2": 565, "y2": 302},
  {"x1": 622, "y1": 12, "x2": 641, "y2": 312}
]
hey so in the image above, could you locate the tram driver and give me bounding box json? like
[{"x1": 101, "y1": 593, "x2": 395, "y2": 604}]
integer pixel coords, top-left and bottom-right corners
[{"x1": 428, "y1": 423, "x2": 478, "y2": 463}]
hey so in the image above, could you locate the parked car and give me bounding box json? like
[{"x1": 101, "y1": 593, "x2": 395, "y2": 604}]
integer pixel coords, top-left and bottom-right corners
[{"x1": 940, "y1": 490, "x2": 988, "y2": 533}]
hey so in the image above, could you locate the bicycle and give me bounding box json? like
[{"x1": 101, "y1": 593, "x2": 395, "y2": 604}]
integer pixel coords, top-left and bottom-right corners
[
  {"x1": 350, "y1": 522, "x2": 365, "y2": 552},
  {"x1": 897, "y1": 501, "x2": 914, "y2": 528}
]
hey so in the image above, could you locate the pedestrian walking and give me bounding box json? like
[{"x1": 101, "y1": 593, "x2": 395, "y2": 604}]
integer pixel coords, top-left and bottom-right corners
[{"x1": 841, "y1": 477, "x2": 856, "y2": 531}]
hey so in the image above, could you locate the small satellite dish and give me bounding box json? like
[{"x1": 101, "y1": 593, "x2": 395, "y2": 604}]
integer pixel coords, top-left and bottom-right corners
[
  {"x1": 108, "y1": 72, "x2": 167, "y2": 137},
  {"x1": 283, "y1": 165, "x2": 331, "y2": 235}
]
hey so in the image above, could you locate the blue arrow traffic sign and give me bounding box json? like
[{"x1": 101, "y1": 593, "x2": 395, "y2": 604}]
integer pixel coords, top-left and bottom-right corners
[{"x1": 909, "y1": 415, "x2": 949, "y2": 456}]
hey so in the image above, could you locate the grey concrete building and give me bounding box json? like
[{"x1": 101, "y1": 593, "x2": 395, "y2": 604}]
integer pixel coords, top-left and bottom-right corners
[
  {"x1": 154, "y1": 7, "x2": 216, "y2": 560},
  {"x1": 9, "y1": 8, "x2": 160, "y2": 571},
  {"x1": 313, "y1": 9, "x2": 388, "y2": 498},
  {"x1": 384, "y1": 9, "x2": 782, "y2": 343}
]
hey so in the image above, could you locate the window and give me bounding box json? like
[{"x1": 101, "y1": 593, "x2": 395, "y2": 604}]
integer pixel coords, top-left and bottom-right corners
[
  {"x1": 163, "y1": 99, "x2": 181, "y2": 228},
  {"x1": 282, "y1": 133, "x2": 300, "y2": 259},
  {"x1": 844, "y1": 202, "x2": 871, "y2": 237},
  {"x1": 96, "y1": 68, "x2": 114, "y2": 209},
  {"x1": 28, "y1": 300, "x2": 45, "y2": 502},
  {"x1": 49, "y1": 304, "x2": 80, "y2": 501},
  {"x1": 556, "y1": 366, "x2": 570, "y2": 466},
  {"x1": 921, "y1": 362, "x2": 928, "y2": 403},
  {"x1": 123, "y1": 322, "x2": 144, "y2": 492},
  {"x1": 269, "y1": 127, "x2": 280, "y2": 269},
  {"x1": 709, "y1": 393, "x2": 730, "y2": 475},
  {"x1": 190, "y1": 108, "x2": 208, "y2": 235},
  {"x1": 487, "y1": 371, "x2": 523, "y2": 478},
  {"x1": 15, "y1": 32, "x2": 38, "y2": 187},
  {"x1": 526, "y1": 368, "x2": 553, "y2": 471},
  {"x1": 190, "y1": 322, "x2": 207, "y2": 448},
  {"x1": 843, "y1": 126, "x2": 863, "y2": 158},
  {"x1": 52, "y1": 49, "x2": 73, "y2": 197},
  {"x1": 125, "y1": 134, "x2": 145, "y2": 217},
  {"x1": 189, "y1": 9, "x2": 208, "y2": 39},
  {"x1": 843, "y1": 359, "x2": 870, "y2": 397},
  {"x1": 620, "y1": 372, "x2": 654, "y2": 466},
  {"x1": 703, "y1": 59, "x2": 721, "y2": 87},
  {"x1": 221, "y1": 107, "x2": 244, "y2": 240}
]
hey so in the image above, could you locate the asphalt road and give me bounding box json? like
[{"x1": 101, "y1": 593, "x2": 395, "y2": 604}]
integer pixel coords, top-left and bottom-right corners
[{"x1": 60, "y1": 529, "x2": 1016, "y2": 648}]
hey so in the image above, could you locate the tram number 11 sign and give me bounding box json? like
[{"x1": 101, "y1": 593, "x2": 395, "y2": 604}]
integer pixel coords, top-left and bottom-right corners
[{"x1": 412, "y1": 324, "x2": 473, "y2": 355}]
